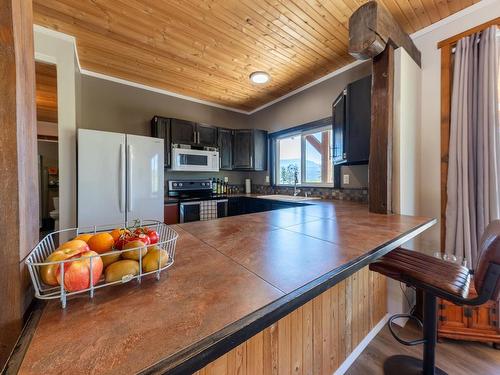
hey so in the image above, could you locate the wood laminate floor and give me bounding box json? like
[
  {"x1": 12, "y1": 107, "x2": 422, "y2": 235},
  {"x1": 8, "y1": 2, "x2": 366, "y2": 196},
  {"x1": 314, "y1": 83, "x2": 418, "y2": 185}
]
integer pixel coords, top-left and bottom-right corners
[{"x1": 347, "y1": 322, "x2": 500, "y2": 375}]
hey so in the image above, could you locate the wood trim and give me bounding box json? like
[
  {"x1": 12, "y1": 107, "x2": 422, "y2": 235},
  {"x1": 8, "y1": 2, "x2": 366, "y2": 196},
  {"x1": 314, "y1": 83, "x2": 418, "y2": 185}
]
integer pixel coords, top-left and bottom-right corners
[
  {"x1": 437, "y1": 17, "x2": 500, "y2": 49},
  {"x1": 0, "y1": 0, "x2": 38, "y2": 368},
  {"x1": 440, "y1": 44, "x2": 452, "y2": 253},
  {"x1": 193, "y1": 267, "x2": 387, "y2": 375}
]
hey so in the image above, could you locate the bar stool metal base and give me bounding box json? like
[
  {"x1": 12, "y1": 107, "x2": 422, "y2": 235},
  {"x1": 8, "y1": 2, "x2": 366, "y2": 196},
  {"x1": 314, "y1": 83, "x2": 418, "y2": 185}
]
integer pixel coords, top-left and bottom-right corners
[{"x1": 384, "y1": 355, "x2": 447, "y2": 375}]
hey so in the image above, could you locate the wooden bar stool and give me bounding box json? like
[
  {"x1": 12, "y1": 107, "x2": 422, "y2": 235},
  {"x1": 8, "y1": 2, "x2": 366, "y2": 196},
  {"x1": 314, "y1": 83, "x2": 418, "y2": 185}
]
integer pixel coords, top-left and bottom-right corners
[{"x1": 369, "y1": 220, "x2": 500, "y2": 375}]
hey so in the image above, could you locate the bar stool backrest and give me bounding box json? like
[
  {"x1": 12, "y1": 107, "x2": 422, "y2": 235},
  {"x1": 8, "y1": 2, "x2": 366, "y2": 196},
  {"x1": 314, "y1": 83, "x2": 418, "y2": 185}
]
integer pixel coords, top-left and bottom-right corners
[{"x1": 474, "y1": 220, "x2": 500, "y2": 301}]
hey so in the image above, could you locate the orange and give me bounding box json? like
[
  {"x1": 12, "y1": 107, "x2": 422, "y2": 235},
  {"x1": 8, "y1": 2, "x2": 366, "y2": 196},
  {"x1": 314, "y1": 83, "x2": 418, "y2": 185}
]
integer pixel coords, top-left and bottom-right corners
[
  {"x1": 73, "y1": 233, "x2": 93, "y2": 243},
  {"x1": 87, "y1": 232, "x2": 114, "y2": 254}
]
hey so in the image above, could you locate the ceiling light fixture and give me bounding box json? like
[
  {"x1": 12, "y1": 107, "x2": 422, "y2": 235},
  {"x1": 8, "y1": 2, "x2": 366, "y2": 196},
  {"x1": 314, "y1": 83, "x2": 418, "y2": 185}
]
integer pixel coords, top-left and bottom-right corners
[{"x1": 249, "y1": 71, "x2": 270, "y2": 84}]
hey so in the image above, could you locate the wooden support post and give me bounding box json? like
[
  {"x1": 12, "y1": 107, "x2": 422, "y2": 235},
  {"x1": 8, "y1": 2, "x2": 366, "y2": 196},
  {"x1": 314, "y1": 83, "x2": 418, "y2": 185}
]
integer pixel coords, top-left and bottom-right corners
[
  {"x1": 0, "y1": 0, "x2": 38, "y2": 368},
  {"x1": 370, "y1": 45, "x2": 394, "y2": 214},
  {"x1": 348, "y1": 1, "x2": 421, "y2": 214}
]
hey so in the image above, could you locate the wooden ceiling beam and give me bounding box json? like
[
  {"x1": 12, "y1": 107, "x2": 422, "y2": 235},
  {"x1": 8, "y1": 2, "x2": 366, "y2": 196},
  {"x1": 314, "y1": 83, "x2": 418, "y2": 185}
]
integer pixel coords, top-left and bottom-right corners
[{"x1": 348, "y1": 0, "x2": 421, "y2": 66}]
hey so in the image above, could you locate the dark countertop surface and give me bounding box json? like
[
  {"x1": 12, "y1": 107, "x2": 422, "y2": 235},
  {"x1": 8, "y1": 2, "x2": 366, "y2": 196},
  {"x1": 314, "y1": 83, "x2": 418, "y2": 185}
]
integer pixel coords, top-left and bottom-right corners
[{"x1": 16, "y1": 199, "x2": 435, "y2": 375}]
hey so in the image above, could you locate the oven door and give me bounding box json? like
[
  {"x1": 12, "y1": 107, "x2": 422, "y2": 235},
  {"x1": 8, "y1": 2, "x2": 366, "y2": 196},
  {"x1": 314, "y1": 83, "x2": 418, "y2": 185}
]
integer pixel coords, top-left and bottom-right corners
[
  {"x1": 171, "y1": 148, "x2": 219, "y2": 172},
  {"x1": 179, "y1": 201, "x2": 201, "y2": 223}
]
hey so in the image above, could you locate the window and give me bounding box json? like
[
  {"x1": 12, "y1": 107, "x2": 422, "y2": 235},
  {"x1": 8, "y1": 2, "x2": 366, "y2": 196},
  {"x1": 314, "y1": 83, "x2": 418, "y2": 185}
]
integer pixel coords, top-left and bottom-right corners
[{"x1": 275, "y1": 125, "x2": 333, "y2": 186}]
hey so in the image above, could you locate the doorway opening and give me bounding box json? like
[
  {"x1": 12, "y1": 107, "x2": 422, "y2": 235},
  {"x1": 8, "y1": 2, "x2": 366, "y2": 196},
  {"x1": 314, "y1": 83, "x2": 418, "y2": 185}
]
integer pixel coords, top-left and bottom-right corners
[{"x1": 35, "y1": 61, "x2": 59, "y2": 238}]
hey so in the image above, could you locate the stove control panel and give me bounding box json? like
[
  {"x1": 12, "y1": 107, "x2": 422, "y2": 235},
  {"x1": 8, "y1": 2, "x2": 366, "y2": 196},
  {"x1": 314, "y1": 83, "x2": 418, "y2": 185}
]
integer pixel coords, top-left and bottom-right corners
[{"x1": 168, "y1": 179, "x2": 213, "y2": 192}]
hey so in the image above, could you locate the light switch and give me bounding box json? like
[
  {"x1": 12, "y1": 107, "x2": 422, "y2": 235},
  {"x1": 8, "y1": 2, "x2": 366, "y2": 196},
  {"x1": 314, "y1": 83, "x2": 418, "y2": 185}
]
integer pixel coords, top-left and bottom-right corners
[
  {"x1": 265, "y1": 175, "x2": 270, "y2": 183},
  {"x1": 343, "y1": 174, "x2": 350, "y2": 184},
  {"x1": 224, "y1": 176, "x2": 229, "y2": 182}
]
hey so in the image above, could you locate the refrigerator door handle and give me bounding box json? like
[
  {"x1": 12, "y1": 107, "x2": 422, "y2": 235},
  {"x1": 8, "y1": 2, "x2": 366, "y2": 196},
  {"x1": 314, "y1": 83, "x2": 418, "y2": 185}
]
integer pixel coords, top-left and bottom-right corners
[
  {"x1": 127, "y1": 144, "x2": 133, "y2": 213},
  {"x1": 119, "y1": 143, "x2": 126, "y2": 213}
]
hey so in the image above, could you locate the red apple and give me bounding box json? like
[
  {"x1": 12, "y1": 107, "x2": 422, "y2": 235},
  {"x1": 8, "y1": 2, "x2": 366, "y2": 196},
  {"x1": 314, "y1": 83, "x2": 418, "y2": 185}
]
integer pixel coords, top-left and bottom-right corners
[
  {"x1": 56, "y1": 250, "x2": 103, "y2": 292},
  {"x1": 58, "y1": 239, "x2": 90, "y2": 253},
  {"x1": 40, "y1": 247, "x2": 87, "y2": 286}
]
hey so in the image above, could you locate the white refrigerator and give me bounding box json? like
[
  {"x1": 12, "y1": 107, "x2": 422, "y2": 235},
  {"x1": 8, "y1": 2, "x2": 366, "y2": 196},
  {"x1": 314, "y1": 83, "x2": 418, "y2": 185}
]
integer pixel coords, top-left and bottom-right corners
[{"x1": 77, "y1": 129, "x2": 164, "y2": 228}]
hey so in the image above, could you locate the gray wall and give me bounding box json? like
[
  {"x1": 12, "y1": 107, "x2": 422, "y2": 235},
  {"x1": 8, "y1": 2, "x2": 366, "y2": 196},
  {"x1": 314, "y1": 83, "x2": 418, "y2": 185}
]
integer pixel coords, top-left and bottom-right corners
[
  {"x1": 80, "y1": 76, "x2": 251, "y2": 134},
  {"x1": 249, "y1": 61, "x2": 371, "y2": 133},
  {"x1": 79, "y1": 76, "x2": 264, "y2": 185},
  {"x1": 248, "y1": 61, "x2": 372, "y2": 187},
  {"x1": 78, "y1": 61, "x2": 372, "y2": 188}
]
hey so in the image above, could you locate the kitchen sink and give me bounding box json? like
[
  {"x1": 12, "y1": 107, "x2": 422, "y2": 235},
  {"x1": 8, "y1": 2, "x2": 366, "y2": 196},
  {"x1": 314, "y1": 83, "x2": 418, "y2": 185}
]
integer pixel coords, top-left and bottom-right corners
[{"x1": 257, "y1": 194, "x2": 321, "y2": 202}]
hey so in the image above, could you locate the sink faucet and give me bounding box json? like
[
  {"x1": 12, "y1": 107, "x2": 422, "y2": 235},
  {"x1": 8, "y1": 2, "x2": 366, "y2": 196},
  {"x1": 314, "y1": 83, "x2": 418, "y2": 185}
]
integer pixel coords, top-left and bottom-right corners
[{"x1": 293, "y1": 170, "x2": 300, "y2": 196}]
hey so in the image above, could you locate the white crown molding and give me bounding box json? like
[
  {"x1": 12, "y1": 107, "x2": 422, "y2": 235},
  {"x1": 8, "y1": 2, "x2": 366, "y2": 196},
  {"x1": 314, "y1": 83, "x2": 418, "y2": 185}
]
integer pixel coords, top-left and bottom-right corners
[
  {"x1": 32, "y1": 0, "x2": 494, "y2": 116},
  {"x1": 409, "y1": 0, "x2": 497, "y2": 40}
]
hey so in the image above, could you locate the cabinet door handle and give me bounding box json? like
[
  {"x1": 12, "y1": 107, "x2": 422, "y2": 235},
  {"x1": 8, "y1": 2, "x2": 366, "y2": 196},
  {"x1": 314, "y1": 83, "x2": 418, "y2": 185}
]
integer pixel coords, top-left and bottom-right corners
[{"x1": 193, "y1": 130, "x2": 197, "y2": 143}]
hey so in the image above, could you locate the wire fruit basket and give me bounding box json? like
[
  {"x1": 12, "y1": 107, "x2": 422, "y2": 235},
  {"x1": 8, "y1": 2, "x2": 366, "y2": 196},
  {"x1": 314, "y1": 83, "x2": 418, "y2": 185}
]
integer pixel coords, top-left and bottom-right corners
[{"x1": 26, "y1": 220, "x2": 178, "y2": 308}]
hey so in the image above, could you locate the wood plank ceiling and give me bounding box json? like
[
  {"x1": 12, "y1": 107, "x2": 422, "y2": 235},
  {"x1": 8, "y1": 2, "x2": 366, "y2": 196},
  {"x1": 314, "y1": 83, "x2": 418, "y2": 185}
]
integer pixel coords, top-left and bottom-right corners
[
  {"x1": 33, "y1": 0, "x2": 479, "y2": 112},
  {"x1": 35, "y1": 62, "x2": 58, "y2": 123}
]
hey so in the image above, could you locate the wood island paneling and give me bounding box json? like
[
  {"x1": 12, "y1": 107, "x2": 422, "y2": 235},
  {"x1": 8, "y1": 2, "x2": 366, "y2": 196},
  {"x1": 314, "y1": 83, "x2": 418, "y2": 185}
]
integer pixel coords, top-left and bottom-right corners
[
  {"x1": 32, "y1": 0, "x2": 479, "y2": 111},
  {"x1": 194, "y1": 267, "x2": 387, "y2": 375}
]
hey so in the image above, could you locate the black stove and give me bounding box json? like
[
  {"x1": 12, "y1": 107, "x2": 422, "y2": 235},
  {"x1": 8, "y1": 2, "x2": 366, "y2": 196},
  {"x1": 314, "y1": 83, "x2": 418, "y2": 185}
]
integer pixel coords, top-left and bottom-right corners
[
  {"x1": 168, "y1": 180, "x2": 228, "y2": 223},
  {"x1": 167, "y1": 179, "x2": 213, "y2": 201}
]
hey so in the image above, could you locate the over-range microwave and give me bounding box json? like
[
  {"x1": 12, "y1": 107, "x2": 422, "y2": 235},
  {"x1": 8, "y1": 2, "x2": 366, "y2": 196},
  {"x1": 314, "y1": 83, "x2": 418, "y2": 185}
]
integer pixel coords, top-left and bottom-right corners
[{"x1": 170, "y1": 147, "x2": 219, "y2": 172}]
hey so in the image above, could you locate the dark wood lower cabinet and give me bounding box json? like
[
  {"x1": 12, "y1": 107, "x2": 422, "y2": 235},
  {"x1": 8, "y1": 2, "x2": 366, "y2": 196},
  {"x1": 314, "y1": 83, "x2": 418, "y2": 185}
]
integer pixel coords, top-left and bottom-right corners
[
  {"x1": 438, "y1": 282, "x2": 499, "y2": 347},
  {"x1": 164, "y1": 203, "x2": 179, "y2": 225}
]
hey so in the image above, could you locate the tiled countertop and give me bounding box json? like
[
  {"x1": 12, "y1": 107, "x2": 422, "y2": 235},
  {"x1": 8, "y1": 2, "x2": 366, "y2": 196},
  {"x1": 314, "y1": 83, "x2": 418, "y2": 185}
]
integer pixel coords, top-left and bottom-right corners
[{"x1": 16, "y1": 200, "x2": 435, "y2": 374}]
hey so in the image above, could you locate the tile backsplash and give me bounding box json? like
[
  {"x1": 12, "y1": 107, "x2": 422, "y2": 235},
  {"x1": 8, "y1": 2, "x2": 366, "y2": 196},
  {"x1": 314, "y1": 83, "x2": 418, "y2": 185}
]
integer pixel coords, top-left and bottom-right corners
[{"x1": 251, "y1": 185, "x2": 368, "y2": 203}]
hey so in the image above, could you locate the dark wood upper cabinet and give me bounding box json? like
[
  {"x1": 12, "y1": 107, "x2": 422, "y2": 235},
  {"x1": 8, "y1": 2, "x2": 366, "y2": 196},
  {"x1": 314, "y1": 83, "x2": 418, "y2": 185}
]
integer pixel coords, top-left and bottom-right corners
[
  {"x1": 218, "y1": 128, "x2": 233, "y2": 170},
  {"x1": 332, "y1": 91, "x2": 346, "y2": 164},
  {"x1": 169, "y1": 119, "x2": 217, "y2": 148},
  {"x1": 253, "y1": 129, "x2": 267, "y2": 171},
  {"x1": 233, "y1": 129, "x2": 267, "y2": 171},
  {"x1": 151, "y1": 116, "x2": 172, "y2": 168},
  {"x1": 151, "y1": 116, "x2": 267, "y2": 171},
  {"x1": 196, "y1": 123, "x2": 218, "y2": 147},
  {"x1": 233, "y1": 130, "x2": 252, "y2": 169},
  {"x1": 332, "y1": 75, "x2": 371, "y2": 165},
  {"x1": 170, "y1": 118, "x2": 196, "y2": 145}
]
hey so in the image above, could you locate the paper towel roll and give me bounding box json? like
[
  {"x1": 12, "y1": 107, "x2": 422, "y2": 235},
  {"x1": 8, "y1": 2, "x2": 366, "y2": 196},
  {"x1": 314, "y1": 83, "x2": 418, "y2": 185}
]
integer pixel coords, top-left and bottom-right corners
[{"x1": 245, "y1": 179, "x2": 251, "y2": 194}]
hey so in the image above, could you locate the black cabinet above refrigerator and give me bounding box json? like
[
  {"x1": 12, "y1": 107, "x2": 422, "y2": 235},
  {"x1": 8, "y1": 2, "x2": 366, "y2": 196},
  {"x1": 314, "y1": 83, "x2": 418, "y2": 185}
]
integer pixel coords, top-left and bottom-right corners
[{"x1": 332, "y1": 75, "x2": 371, "y2": 165}]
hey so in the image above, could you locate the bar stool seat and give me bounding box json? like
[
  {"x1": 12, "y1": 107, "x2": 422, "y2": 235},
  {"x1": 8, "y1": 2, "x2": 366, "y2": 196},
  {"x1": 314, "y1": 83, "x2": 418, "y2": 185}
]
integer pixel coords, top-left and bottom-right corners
[
  {"x1": 369, "y1": 220, "x2": 500, "y2": 375},
  {"x1": 370, "y1": 248, "x2": 471, "y2": 298}
]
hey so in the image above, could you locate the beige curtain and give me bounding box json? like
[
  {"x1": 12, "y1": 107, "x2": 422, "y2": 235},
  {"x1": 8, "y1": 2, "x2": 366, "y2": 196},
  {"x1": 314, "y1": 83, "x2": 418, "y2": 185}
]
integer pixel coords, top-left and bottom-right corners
[{"x1": 445, "y1": 26, "x2": 500, "y2": 268}]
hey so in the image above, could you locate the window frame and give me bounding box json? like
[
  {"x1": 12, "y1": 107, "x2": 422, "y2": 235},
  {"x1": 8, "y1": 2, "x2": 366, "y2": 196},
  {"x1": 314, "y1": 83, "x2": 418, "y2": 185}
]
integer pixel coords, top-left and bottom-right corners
[{"x1": 270, "y1": 117, "x2": 333, "y2": 188}]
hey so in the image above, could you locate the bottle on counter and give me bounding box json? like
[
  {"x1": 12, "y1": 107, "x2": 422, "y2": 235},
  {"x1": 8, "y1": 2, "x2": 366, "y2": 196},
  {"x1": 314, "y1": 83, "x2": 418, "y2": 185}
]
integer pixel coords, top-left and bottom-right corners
[
  {"x1": 212, "y1": 178, "x2": 217, "y2": 194},
  {"x1": 223, "y1": 182, "x2": 227, "y2": 195},
  {"x1": 216, "y1": 178, "x2": 221, "y2": 195}
]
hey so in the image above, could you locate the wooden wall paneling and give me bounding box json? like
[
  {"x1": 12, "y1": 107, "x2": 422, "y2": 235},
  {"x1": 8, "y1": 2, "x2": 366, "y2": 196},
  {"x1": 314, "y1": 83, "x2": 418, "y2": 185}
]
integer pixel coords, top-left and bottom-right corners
[
  {"x1": 289, "y1": 308, "x2": 303, "y2": 374},
  {"x1": 302, "y1": 301, "x2": 313, "y2": 374},
  {"x1": 195, "y1": 267, "x2": 387, "y2": 375},
  {"x1": 0, "y1": 0, "x2": 38, "y2": 368},
  {"x1": 33, "y1": 0, "x2": 479, "y2": 111}
]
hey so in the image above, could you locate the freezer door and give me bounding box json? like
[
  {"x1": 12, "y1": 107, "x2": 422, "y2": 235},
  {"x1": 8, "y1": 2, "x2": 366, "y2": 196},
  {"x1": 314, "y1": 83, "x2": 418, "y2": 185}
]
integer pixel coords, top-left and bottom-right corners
[
  {"x1": 126, "y1": 134, "x2": 164, "y2": 224},
  {"x1": 78, "y1": 129, "x2": 126, "y2": 228}
]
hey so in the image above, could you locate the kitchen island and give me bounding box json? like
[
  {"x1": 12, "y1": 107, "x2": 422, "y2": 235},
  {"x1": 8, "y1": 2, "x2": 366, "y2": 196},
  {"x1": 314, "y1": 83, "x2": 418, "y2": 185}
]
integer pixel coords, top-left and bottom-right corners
[{"x1": 13, "y1": 199, "x2": 435, "y2": 374}]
